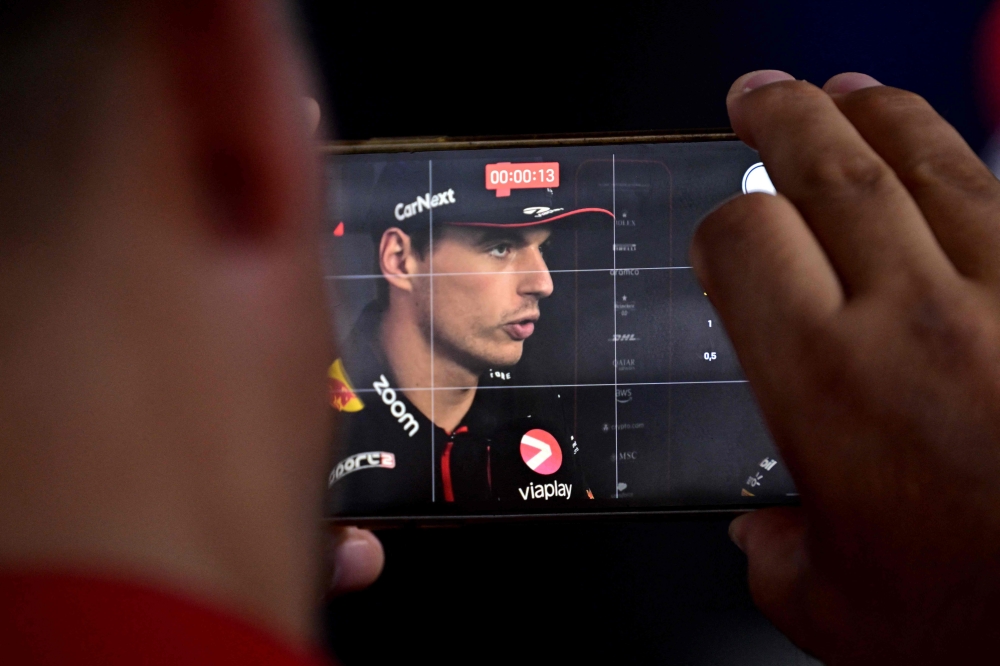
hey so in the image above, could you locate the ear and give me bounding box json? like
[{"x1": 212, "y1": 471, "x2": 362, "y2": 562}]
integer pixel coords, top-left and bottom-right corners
[
  {"x1": 153, "y1": 0, "x2": 319, "y2": 241},
  {"x1": 379, "y1": 228, "x2": 423, "y2": 293}
]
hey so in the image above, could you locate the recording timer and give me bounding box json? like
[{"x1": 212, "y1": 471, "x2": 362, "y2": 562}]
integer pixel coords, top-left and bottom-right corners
[{"x1": 485, "y1": 161, "x2": 560, "y2": 197}]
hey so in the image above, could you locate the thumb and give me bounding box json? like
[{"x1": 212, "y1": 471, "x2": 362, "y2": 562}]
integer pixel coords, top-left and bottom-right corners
[
  {"x1": 328, "y1": 527, "x2": 384, "y2": 596},
  {"x1": 730, "y1": 507, "x2": 813, "y2": 638},
  {"x1": 304, "y1": 97, "x2": 321, "y2": 137}
]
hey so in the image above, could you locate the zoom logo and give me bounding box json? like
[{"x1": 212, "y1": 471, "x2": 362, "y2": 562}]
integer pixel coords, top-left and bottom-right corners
[
  {"x1": 373, "y1": 375, "x2": 419, "y2": 437},
  {"x1": 519, "y1": 429, "x2": 563, "y2": 475}
]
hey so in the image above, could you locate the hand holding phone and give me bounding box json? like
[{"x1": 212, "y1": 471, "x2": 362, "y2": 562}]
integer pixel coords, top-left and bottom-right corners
[{"x1": 694, "y1": 70, "x2": 1000, "y2": 664}]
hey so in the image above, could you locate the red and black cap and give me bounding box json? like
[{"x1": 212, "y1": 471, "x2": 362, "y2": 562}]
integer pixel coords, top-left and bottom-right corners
[{"x1": 365, "y1": 158, "x2": 613, "y2": 235}]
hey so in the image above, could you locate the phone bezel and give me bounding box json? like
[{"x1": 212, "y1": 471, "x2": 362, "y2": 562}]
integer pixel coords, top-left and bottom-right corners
[
  {"x1": 324, "y1": 130, "x2": 794, "y2": 525},
  {"x1": 323, "y1": 128, "x2": 737, "y2": 154}
]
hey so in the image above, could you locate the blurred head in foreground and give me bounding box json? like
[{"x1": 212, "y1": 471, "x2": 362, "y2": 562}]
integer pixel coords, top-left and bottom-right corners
[{"x1": 0, "y1": 0, "x2": 330, "y2": 642}]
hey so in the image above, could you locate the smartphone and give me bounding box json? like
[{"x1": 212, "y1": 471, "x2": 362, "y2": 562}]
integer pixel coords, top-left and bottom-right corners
[{"x1": 322, "y1": 131, "x2": 796, "y2": 524}]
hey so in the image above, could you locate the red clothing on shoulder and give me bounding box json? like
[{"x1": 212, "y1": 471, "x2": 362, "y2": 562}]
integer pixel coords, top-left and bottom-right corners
[{"x1": 0, "y1": 571, "x2": 332, "y2": 666}]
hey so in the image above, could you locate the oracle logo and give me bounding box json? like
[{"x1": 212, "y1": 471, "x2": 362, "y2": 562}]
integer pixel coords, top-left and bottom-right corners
[
  {"x1": 328, "y1": 451, "x2": 396, "y2": 487},
  {"x1": 520, "y1": 428, "x2": 562, "y2": 475}
]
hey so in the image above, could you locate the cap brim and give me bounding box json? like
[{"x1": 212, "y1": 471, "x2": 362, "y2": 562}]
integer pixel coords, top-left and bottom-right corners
[{"x1": 445, "y1": 207, "x2": 614, "y2": 228}]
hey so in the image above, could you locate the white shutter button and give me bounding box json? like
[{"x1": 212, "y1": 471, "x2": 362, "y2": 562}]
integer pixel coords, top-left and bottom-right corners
[{"x1": 742, "y1": 162, "x2": 776, "y2": 195}]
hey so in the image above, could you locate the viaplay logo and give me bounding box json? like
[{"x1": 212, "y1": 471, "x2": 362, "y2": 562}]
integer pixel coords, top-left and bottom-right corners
[{"x1": 520, "y1": 429, "x2": 563, "y2": 475}]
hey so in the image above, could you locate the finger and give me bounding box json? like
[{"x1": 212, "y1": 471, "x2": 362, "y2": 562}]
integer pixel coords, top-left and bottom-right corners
[
  {"x1": 693, "y1": 192, "x2": 842, "y2": 472},
  {"x1": 728, "y1": 71, "x2": 955, "y2": 296},
  {"x1": 304, "y1": 97, "x2": 321, "y2": 137},
  {"x1": 824, "y1": 74, "x2": 1000, "y2": 284},
  {"x1": 730, "y1": 508, "x2": 819, "y2": 652},
  {"x1": 328, "y1": 527, "x2": 384, "y2": 596}
]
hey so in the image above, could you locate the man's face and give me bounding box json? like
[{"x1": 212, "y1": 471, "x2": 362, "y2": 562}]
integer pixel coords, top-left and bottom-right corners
[{"x1": 412, "y1": 225, "x2": 554, "y2": 371}]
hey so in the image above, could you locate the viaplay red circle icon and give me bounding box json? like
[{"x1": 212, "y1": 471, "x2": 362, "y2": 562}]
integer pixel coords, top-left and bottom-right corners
[{"x1": 520, "y1": 429, "x2": 562, "y2": 475}]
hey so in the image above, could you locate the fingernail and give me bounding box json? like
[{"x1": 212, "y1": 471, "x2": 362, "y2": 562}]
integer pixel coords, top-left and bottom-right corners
[
  {"x1": 824, "y1": 72, "x2": 883, "y2": 95},
  {"x1": 304, "y1": 97, "x2": 321, "y2": 136},
  {"x1": 330, "y1": 534, "x2": 370, "y2": 590},
  {"x1": 731, "y1": 70, "x2": 795, "y2": 97},
  {"x1": 729, "y1": 513, "x2": 750, "y2": 552}
]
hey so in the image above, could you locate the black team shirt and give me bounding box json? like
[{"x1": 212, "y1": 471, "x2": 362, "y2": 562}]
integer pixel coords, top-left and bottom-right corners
[{"x1": 326, "y1": 303, "x2": 592, "y2": 516}]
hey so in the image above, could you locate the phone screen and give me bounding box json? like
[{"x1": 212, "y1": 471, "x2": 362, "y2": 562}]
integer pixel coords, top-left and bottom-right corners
[{"x1": 323, "y1": 136, "x2": 796, "y2": 522}]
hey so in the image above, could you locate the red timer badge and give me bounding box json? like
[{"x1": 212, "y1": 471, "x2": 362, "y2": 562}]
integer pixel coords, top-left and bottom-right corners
[{"x1": 485, "y1": 162, "x2": 559, "y2": 197}]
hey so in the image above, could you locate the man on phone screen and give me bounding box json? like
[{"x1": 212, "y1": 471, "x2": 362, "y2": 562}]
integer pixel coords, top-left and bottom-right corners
[{"x1": 327, "y1": 160, "x2": 604, "y2": 511}]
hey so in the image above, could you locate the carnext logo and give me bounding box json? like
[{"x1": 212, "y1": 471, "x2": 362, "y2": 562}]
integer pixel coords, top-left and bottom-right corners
[{"x1": 394, "y1": 189, "x2": 456, "y2": 221}]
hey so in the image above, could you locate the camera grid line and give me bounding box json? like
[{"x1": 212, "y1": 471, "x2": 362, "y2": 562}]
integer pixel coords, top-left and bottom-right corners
[
  {"x1": 612, "y1": 154, "x2": 620, "y2": 500},
  {"x1": 325, "y1": 265, "x2": 694, "y2": 280},
  {"x1": 342, "y1": 379, "x2": 749, "y2": 394},
  {"x1": 428, "y1": 160, "x2": 436, "y2": 502}
]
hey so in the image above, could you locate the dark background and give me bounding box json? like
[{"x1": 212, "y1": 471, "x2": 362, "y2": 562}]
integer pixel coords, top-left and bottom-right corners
[
  {"x1": 301, "y1": 0, "x2": 994, "y2": 147},
  {"x1": 301, "y1": 1, "x2": 996, "y2": 663}
]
